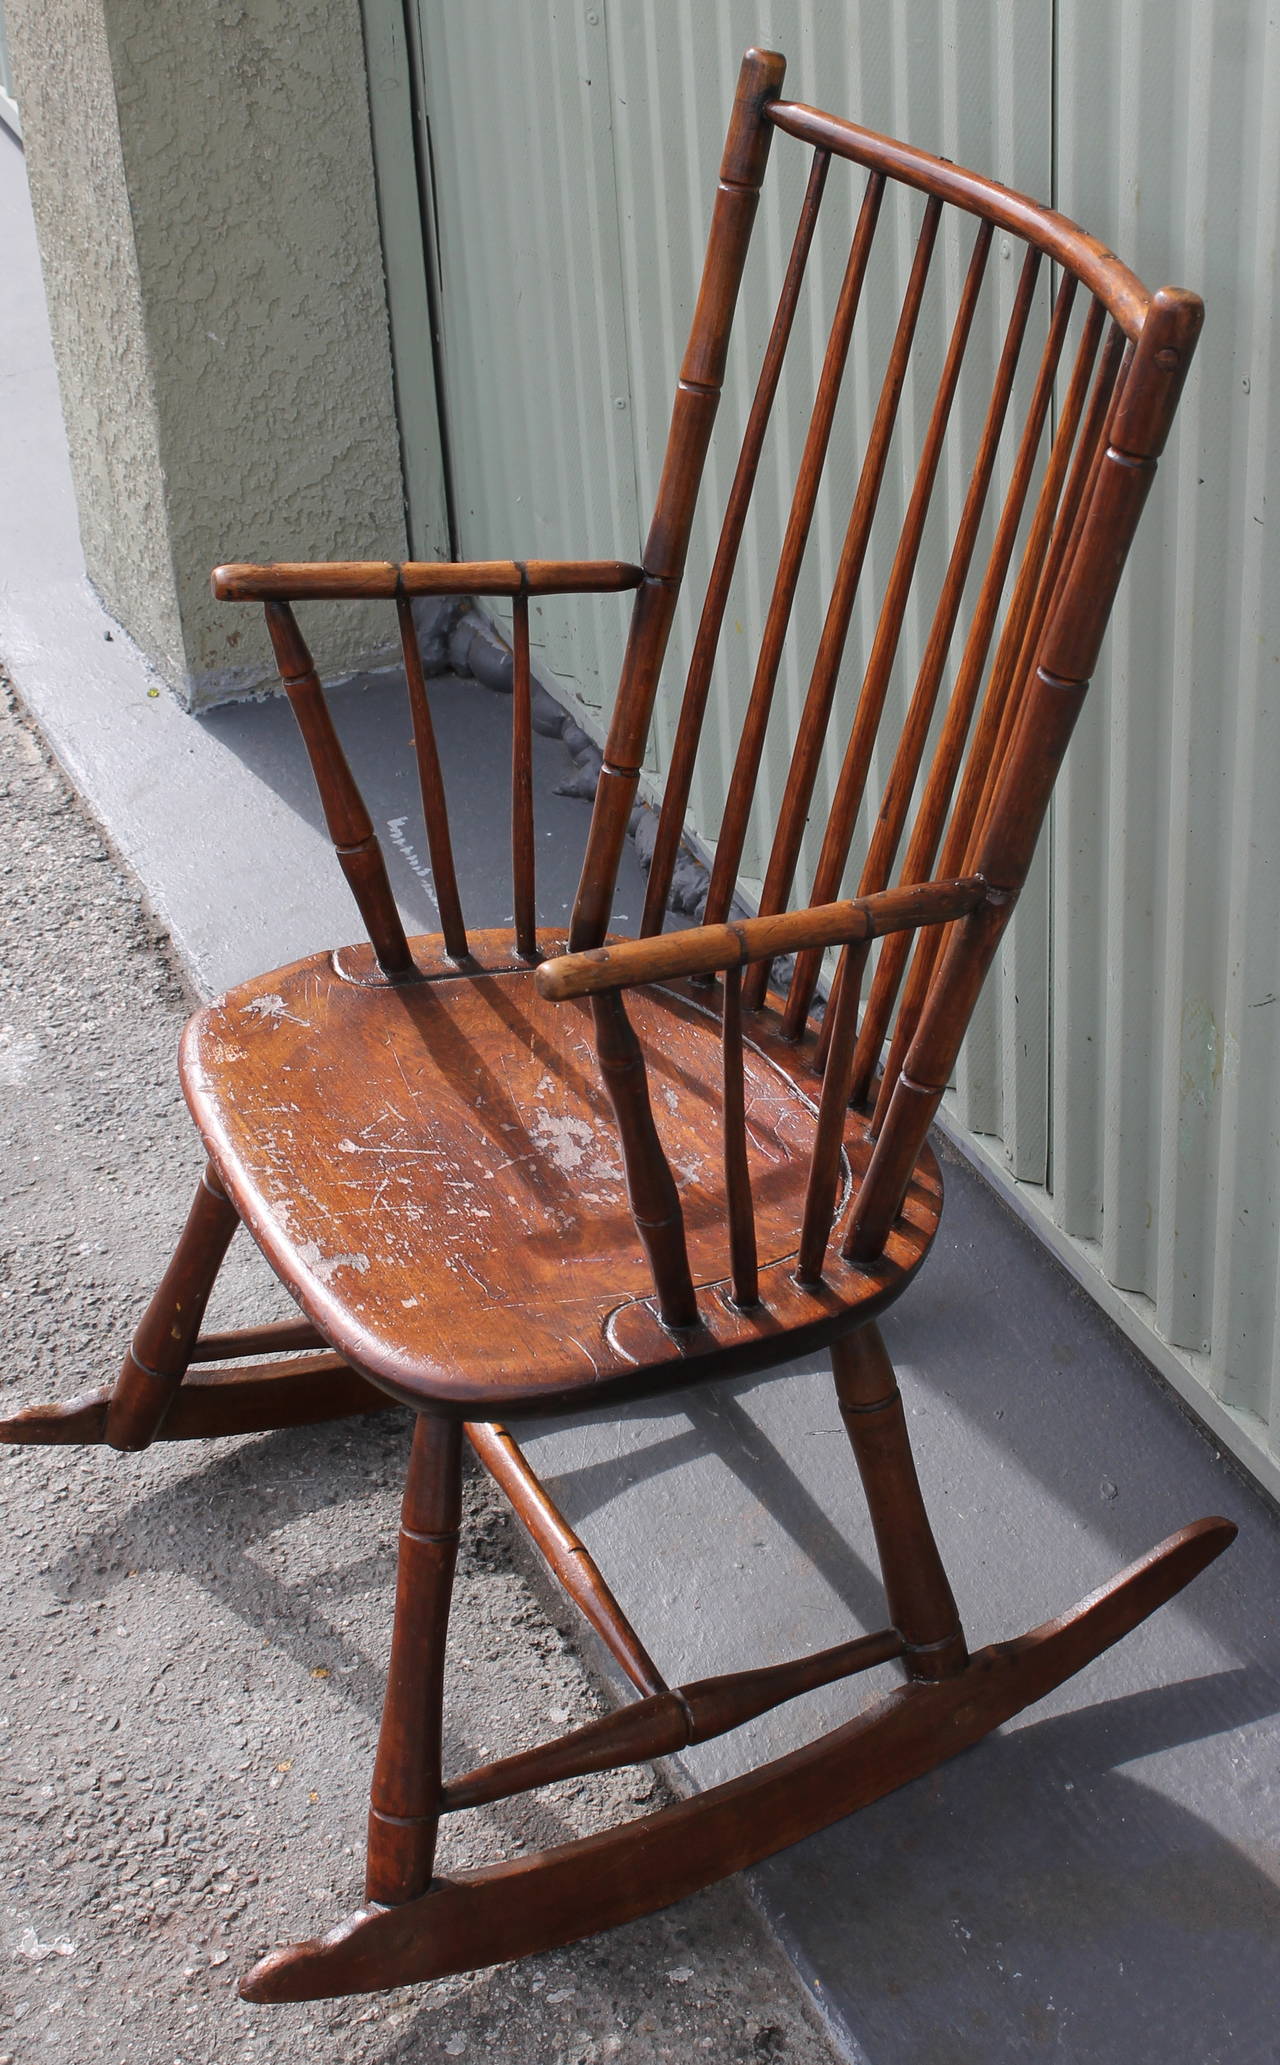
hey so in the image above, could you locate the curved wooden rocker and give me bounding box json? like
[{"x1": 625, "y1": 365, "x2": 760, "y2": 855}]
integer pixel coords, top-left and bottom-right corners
[
  {"x1": 240, "y1": 1516, "x2": 1235, "y2": 2003},
  {"x1": 2, "y1": 48, "x2": 1227, "y2": 2008}
]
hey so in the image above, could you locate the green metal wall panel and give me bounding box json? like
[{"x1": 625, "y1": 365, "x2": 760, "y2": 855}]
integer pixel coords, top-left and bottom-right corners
[
  {"x1": 1041, "y1": 0, "x2": 1280, "y2": 1487},
  {"x1": 414, "y1": 0, "x2": 642, "y2": 742}
]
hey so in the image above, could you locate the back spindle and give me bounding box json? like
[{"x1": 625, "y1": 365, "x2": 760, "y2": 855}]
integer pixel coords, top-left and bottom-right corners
[
  {"x1": 511, "y1": 577, "x2": 536, "y2": 958},
  {"x1": 397, "y1": 591, "x2": 468, "y2": 960},
  {"x1": 959, "y1": 296, "x2": 1109, "y2": 871},
  {"x1": 721, "y1": 965, "x2": 759, "y2": 1307},
  {"x1": 846, "y1": 290, "x2": 1203, "y2": 1260},
  {"x1": 570, "y1": 46, "x2": 787, "y2": 953},
  {"x1": 813, "y1": 242, "x2": 1042, "y2": 1080},
  {"x1": 776, "y1": 214, "x2": 994, "y2": 1035},
  {"x1": 640, "y1": 146, "x2": 831, "y2": 940},
  {"x1": 591, "y1": 990, "x2": 698, "y2": 1329},
  {"x1": 263, "y1": 600, "x2": 413, "y2": 978}
]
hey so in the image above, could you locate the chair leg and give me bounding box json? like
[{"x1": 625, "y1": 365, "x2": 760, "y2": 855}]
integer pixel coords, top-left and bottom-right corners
[
  {"x1": 104, "y1": 1162, "x2": 240, "y2": 1453},
  {"x1": 366, "y1": 1411, "x2": 463, "y2": 1906},
  {"x1": 832, "y1": 1321, "x2": 967, "y2": 1680}
]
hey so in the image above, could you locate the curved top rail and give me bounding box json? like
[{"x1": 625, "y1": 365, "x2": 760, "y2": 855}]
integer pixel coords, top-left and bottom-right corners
[{"x1": 766, "y1": 101, "x2": 1152, "y2": 339}]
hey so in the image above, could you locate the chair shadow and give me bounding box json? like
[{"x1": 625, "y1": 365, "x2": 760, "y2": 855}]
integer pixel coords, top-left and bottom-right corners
[
  {"x1": 528, "y1": 1378, "x2": 890, "y2": 1635},
  {"x1": 757, "y1": 1668, "x2": 1280, "y2": 2065},
  {"x1": 47, "y1": 1412, "x2": 608, "y2": 1867}
]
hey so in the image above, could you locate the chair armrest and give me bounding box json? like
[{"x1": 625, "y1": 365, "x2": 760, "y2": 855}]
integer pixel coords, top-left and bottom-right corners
[
  {"x1": 211, "y1": 559, "x2": 645, "y2": 601},
  {"x1": 535, "y1": 878, "x2": 989, "y2": 1001}
]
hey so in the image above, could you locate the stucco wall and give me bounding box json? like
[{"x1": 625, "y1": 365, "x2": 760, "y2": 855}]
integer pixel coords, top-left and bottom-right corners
[{"x1": 8, "y1": 0, "x2": 412, "y2": 704}]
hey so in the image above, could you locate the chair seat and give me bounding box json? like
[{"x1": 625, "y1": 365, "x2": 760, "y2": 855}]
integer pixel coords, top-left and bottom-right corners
[{"x1": 181, "y1": 929, "x2": 942, "y2": 1414}]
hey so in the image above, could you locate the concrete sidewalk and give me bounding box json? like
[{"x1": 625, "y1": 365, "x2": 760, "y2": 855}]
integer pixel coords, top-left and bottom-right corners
[{"x1": 3, "y1": 123, "x2": 1279, "y2": 2065}]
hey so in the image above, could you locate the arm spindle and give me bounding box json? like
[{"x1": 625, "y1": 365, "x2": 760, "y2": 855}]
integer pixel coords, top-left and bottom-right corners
[{"x1": 397, "y1": 592, "x2": 468, "y2": 960}]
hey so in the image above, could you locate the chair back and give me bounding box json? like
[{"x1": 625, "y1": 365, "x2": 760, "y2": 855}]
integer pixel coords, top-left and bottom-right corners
[
  {"x1": 214, "y1": 49, "x2": 1201, "y2": 1321},
  {"x1": 566, "y1": 47, "x2": 1200, "y2": 1283}
]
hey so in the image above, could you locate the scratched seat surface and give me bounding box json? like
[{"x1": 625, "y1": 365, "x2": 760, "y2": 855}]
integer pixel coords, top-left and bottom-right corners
[{"x1": 181, "y1": 929, "x2": 942, "y2": 1413}]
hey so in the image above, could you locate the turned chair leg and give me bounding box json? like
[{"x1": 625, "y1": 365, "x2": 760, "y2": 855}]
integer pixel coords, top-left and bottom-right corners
[
  {"x1": 366, "y1": 1411, "x2": 463, "y2": 1906},
  {"x1": 832, "y1": 1322, "x2": 967, "y2": 1681},
  {"x1": 105, "y1": 1163, "x2": 240, "y2": 1453}
]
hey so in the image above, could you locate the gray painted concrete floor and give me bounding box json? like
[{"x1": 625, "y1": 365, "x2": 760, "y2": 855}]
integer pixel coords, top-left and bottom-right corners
[{"x1": 4, "y1": 126, "x2": 1279, "y2": 2064}]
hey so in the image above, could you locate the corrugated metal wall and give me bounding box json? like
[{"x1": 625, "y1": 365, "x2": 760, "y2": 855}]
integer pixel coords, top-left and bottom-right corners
[{"x1": 411, "y1": 0, "x2": 1280, "y2": 1498}]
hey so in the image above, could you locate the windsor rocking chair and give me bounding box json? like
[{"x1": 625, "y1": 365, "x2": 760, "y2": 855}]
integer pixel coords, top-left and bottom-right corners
[{"x1": 2, "y1": 49, "x2": 1233, "y2": 2002}]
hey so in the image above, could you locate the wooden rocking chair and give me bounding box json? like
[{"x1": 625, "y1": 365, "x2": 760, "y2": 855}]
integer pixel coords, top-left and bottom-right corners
[{"x1": 2, "y1": 48, "x2": 1233, "y2": 2002}]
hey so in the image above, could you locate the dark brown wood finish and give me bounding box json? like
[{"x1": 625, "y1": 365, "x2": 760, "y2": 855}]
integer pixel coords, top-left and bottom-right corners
[
  {"x1": 721, "y1": 964, "x2": 759, "y2": 1308},
  {"x1": 0, "y1": 1353, "x2": 396, "y2": 1446},
  {"x1": 537, "y1": 877, "x2": 986, "y2": 1001},
  {"x1": 466, "y1": 1421, "x2": 666, "y2": 1698},
  {"x1": 738, "y1": 190, "x2": 944, "y2": 1004},
  {"x1": 164, "y1": 927, "x2": 942, "y2": 1414},
  {"x1": 187, "y1": 1316, "x2": 327, "y2": 1361},
  {"x1": 105, "y1": 1164, "x2": 240, "y2": 1451},
  {"x1": 832, "y1": 1324, "x2": 966, "y2": 1678},
  {"x1": 589, "y1": 988, "x2": 699, "y2": 1331},
  {"x1": 264, "y1": 601, "x2": 413, "y2": 978},
  {"x1": 241, "y1": 1518, "x2": 1234, "y2": 2003},
  {"x1": 860, "y1": 268, "x2": 1088, "y2": 1119},
  {"x1": 570, "y1": 46, "x2": 787, "y2": 951},
  {"x1": 797, "y1": 941, "x2": 865, "y2": 1284},
  {"x1": 846, "y1": 291, "x2": 1202, "y2": 1261},
  {"x1": 442, "y1": 1625, "x2": 904, "y2": 1812},
  {"x1": 511, "y1": 578, "x2": 536, "y2": 958},
  {"x1": 640, "y1": 145, "x2": 831, "y2": 938},
  {"x1": 213, "y1": 559, "x2": 645, "y2": 601},
  {"x1": 776, "y1": 218, "x2": 993, "y2": 1034},
  {"x1": 764, "y1": 98, "x2": 1152, "y2": 333},
  {"x1": 366, "y1": 1413, "x2": 462, "y2": 1904},
  {"x1": 700, "y1": 164, "x2": 886, "y2": 931},
  {"x1": 2, "y1": 50, "x2": 1221, "y2": 2009}
]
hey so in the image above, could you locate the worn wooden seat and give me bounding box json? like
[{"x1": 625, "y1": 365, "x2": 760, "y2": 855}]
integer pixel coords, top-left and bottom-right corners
[
  {"x1": 181, "y1": 931, "x2": 942, "y2": 1412},
  {"x1": 2, "y1": 46, "x2": 1233, "y2": 2006}
]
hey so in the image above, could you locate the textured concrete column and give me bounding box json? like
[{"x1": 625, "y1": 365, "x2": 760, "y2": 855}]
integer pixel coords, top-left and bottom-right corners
[{"x1": 7, "y1": 0, "x2": 416, "y2": 706}]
